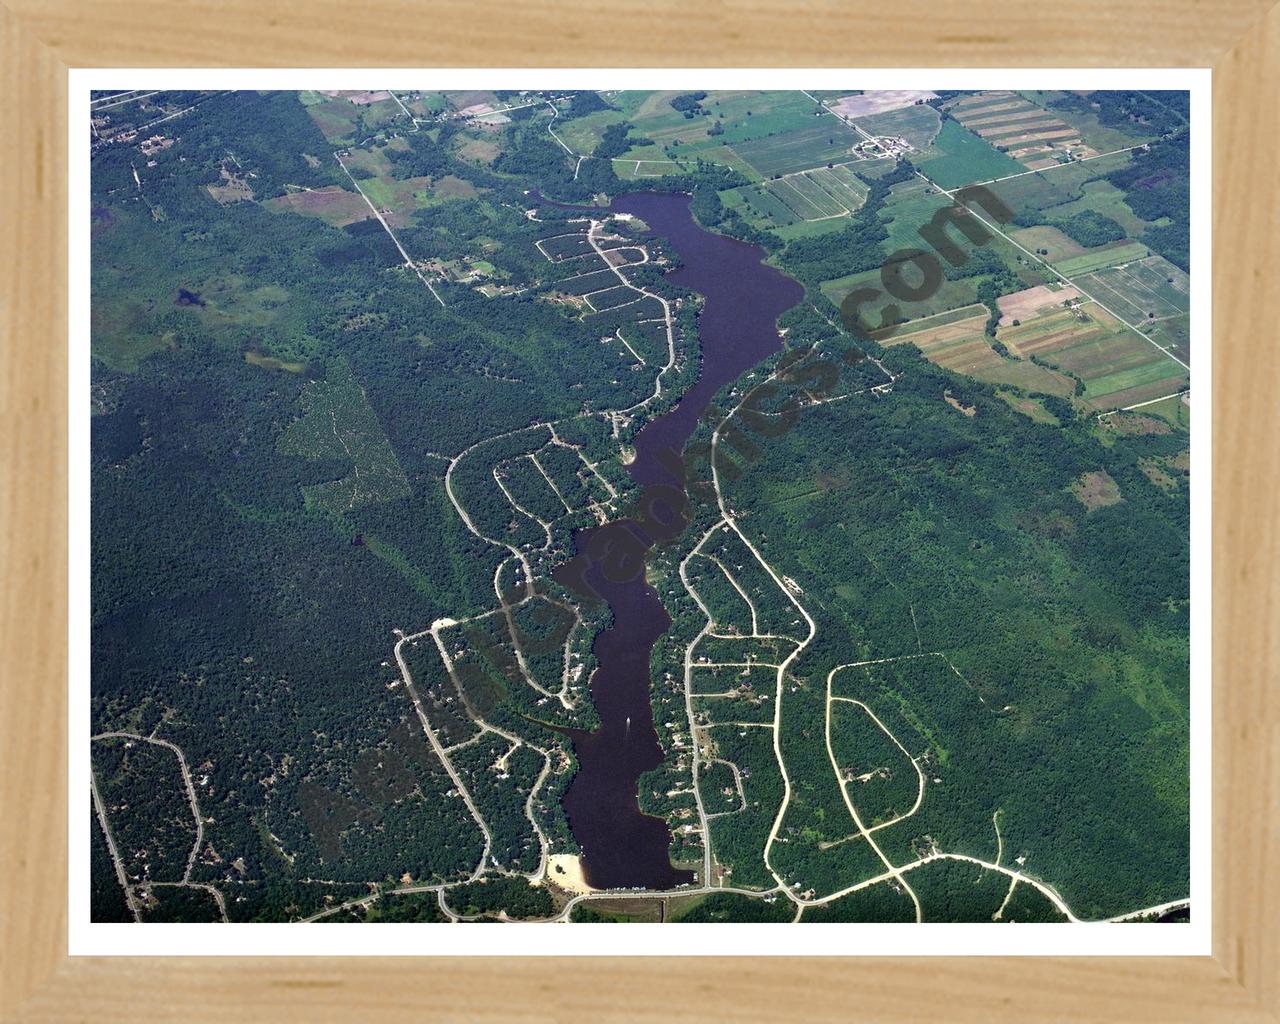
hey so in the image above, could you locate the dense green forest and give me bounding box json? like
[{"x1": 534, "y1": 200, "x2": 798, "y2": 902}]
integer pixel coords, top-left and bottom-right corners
[
  {"x1": 1106, "y1": 134, "x2": 1191, "y2": 270},
  {"x1": 706, "y1": 347, "x2": 1188, "y2": 916}
]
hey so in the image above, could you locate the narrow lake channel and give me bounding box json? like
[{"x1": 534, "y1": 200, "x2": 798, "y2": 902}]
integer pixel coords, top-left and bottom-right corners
[{"x1": 554, "y1": 191, "x2": 804, "y2": 890}]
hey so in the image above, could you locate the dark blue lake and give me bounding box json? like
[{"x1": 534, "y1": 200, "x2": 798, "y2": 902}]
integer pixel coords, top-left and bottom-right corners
[{"x1": 555, "y1": 191, "x2": 803, "y2": 890}]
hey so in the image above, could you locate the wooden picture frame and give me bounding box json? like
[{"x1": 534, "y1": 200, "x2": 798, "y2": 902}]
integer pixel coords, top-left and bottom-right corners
[{"x1": 2, "y1": 2, "x2": 1276, "y2": 1019}]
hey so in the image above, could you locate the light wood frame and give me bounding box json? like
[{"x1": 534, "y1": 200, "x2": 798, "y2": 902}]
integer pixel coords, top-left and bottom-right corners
[{"x1": 2, "y1": 3, "x2": 1276, "y2": 1019}]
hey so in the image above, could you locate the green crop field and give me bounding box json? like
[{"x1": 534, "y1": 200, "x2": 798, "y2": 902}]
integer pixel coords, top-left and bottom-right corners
[
  {"x1": 783, "y1": 172, "x2": 846, "y2": 217},
  {"x1": 1053, "y1": 241, "x2": 1151, "y2": 277},
  {"x1": 913, "y1": 120, "x2": 1026, "y2": 188},
  {"x1": 1139, "y1": 314, "x2": 1192, "y2": 365},
  {"x1": 1076, "y1": 259, "x2": 1189, "y2": 325},
  {"x1": 817, "y1": 163, "x2": 871, "y2": 205},
  {"x1": 731, "y1": 122, "x2": 861, "y2": 177},
  {"x1": 820, "y1": 267, "x2": 981, "y2": 324}
]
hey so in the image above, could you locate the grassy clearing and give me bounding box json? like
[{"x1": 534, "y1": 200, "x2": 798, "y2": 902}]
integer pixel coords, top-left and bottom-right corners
[
  {"x1": 245, "y1": 350, "x2": 307, "y2": 373},
  {"x1": 1040, "y1": 178, "x2": 1166, "y2": 237},
  {"x1": 769, "y1": 215, "x2": 859, "y2": 241},
  {"x1": 90, "y1": 301, "x2": 176, "y2": 372},
  {"x1": 305, "y1": 99, "x2": 361, "y2": 144},
  {"x1": 612, "y1": 158, "x2": 685, "y2": 180},
  {"x1": 453, "y1": 134, "x2": 502, "y2": 165},
  {"x1": 555, "y1": 108, "x2": 627, "y2": 154},
  {"x1": 263, "y1": 186, "x2": 373, "y2": 228},
  {"x1": 357, "y1": 175, "x2": 434, "y2": 221},
  {"x1": 278, "y1": 359, "x2": 411, "y2": 514},
  {"x1": 341, "y1": 146, "x2": 395, "y2": 178},
  {"x1": 1141, "y1": 392, "x2": 1192, "y2": 430},
  {"x1": 1071, "y1": 469, "x2": 1123, "y2": 510},
  {"x1": 996, "y1": 389, "x2": 1061, "y2": 424},
  {"x1": 1009, "y1": 225, "x2": 1086, "y2": 261}
]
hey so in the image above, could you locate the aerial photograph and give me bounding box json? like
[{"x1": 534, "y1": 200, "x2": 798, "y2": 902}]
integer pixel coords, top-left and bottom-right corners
[{"x1": 88, "y1": 86, "x2": 1192, "y2": 926}]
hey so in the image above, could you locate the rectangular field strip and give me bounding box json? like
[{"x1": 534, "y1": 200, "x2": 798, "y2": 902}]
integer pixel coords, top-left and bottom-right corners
[
  {"x1": 824, "y1": 164, "x2": 871, "y2": 204},
  {"x1": 1052, "y1": 242, "x2": 1151, "y2": 277},
  {"x1": 784, "y1": 173, "x2": 846, "y2": 217},
  {"x1": 768, "y1": 178, "x2": 827, "y2": 219},
  {"x1": 731, "y1": 122, "x2": 859, "y2": 177}
]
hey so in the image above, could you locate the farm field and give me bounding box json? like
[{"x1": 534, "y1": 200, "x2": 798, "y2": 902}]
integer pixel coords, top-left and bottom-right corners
[
  {"x1": 722, "y1": 162, "x2": 870, "y2": 230},
  {"x1": 1135, "y1": 390, "x2": 1192, "y2": 428},
  {"x1": 730, "y1": 122, "x2": 863, "y2": 177},
  {"x1": 820, "y1": 268, "x2": 982, "y2": 324},
  {"x1": 979, "y1": 150, "x2": 1137, "y2": 213},
  {"x1": 1074, "y1": 255, "x2": 1190, "y2": 325},
  {"x1": 612, "y1": 90, "x2": 843, "y2": 178},
  {"x1": 612, "y1": 156, "x2": 685, "y2": 179},
  {"x1": 1018, "y1": 90, "x2": 1166, "y2": 152},
  {"x1": 396, "y1": 90, "x2": 446, "y2": 117},
  {"x1": 831, "y1": 91, "x2": 938, "y2": 118},
  {"x1": 1009, "y1": 224, "x2": 1086, "y2": 262},
  {"x1": 912, "y1": 119, "x2": 1027, "y2": 188},
  {"x1": 443, "y1": 90, "x2": 500, "y2": 112},
  {"x1": 1138, "y1": 314, "x2": 1192, "y2": 366},
  {"x1": 304, "y1": 93, "x2": 407, "y2": 144},
  {"x1": 996, "y1": 283, "x2": 1082, "y2": 326},
  {"x1": 877, "y1": 186, "x2": 953, "y2": 251},
  {"x1": 997, "y1": 301, "x2": 1188, "y2": 409},
  {"x1": 946, "y1": 91, "x2": 1083, "y2": 168},
  {"x1": 849, "y1": 103, "x2": 942, "y2": 151},
  {"x1": 1052, "y1": 241, "x2": 1151, "y2": 277},
  {"x1": 351, "y1": 174, "x2": 435, "y2": 226},
  {"x1": 555, "y1": 107, "x2": 628, "y2": 153},
  {"x1": 883, "y1": 309, "x2": 1076, "y2": 396}
]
